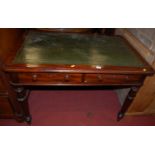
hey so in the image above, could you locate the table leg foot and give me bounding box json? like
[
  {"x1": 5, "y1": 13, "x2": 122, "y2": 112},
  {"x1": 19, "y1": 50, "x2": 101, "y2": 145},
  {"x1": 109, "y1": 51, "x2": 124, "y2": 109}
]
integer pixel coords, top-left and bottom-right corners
[
  {"x1": 117, "y1": 112, "x2": 124, "y2": 121},
  {"x1": 25, "y1": 115, "x2": 32, "y2": 124}
]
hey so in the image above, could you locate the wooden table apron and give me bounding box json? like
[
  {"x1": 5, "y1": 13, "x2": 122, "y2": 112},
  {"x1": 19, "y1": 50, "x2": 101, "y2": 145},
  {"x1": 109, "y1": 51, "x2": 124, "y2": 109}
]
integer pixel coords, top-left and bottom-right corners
[{"x1": 4, "y1": 31, "x2": 154, "y2": 123}]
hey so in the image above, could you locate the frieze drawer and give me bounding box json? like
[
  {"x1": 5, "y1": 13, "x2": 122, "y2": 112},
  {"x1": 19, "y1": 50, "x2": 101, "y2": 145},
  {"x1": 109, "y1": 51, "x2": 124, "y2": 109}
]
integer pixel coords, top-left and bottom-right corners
[
  {"x1": 11, "y1": 73, "x2": 82, "y2": 85},
  {"x1": 84, "y1": 74, "x2": 143, "y2": 85}
]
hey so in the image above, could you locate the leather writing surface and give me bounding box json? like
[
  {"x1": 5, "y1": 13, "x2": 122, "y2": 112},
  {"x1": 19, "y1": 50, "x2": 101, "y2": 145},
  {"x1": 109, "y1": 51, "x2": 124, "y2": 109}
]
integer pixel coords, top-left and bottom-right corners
[{"x1": 13, "y1": 31, "x2": 145, "y2": 67}]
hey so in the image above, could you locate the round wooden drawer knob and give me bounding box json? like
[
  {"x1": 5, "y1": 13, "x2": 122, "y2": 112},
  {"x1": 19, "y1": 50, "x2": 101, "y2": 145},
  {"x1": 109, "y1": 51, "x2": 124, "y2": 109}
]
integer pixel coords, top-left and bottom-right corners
[
  {"x1": 126, "y1": 76, "x2": 129, "y2": 80},
  {"x1": 97, "y1": 74, "x2": 102, "y2": 82},
  {"x1": 32, "y1": 74, "x2": 38, "y2": 81},
  {"x1": 64, "y1": 74, "x2": 70, "y2": 82}
]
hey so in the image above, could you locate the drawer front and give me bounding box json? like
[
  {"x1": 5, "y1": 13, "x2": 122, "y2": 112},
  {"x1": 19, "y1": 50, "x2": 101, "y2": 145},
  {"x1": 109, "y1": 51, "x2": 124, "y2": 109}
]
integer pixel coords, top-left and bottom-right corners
[
  {"x1": 10, "y1": 73, "x2": 143, "y2": 86},
  {"x1": 14, "y1": 73, "x2": 82, "y2": 85},
  {"x1": 84, "y1": 74, "x2": 143, "y2": 85}
]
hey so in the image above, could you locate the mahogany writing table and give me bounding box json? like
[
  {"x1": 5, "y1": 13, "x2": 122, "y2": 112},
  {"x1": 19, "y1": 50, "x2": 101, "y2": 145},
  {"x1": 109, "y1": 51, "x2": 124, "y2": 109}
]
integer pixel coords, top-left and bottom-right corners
[{"x1": 4, "y1": 30, "x2": 154, "y2": 123}]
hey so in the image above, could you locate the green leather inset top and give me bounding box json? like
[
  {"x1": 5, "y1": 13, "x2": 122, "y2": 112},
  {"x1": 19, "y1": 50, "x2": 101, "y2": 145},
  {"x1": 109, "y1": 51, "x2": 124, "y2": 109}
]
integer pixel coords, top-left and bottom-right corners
[{"x1": 13, "y1": 31, "x2": 145, "y2": 67}]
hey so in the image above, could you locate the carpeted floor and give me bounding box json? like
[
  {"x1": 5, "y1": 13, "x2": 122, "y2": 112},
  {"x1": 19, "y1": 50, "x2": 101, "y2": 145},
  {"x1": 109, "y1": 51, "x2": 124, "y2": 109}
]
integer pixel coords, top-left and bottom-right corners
[{"x1": 0, "y1": 90, "x2": 155, "y2": 126}]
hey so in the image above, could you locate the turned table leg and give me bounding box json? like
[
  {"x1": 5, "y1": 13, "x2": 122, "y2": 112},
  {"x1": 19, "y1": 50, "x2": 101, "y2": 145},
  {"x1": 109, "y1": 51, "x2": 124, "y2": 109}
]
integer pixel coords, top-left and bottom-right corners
[
  {"x1": 14, "y1": 87, "x2": 31, "y2": 124},
  {"x1": 117, "y1": 86, "x2": 140, "y2": 121}
]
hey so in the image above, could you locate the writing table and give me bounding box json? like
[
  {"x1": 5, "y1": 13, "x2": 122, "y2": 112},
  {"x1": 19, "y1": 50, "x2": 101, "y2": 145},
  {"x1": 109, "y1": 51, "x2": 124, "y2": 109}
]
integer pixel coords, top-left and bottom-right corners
[{"x1": 4, "y1": 30, "x2": 154, "y2": 123}]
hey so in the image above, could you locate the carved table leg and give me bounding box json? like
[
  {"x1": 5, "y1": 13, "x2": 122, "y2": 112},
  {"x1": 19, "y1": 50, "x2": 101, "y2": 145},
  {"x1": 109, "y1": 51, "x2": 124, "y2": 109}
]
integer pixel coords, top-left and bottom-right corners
[
  {"x1": 14, "y1": 87, "x2": 31, "y2": 124},
  {"x1": 117, "y1": 86, "x2": 140, "y2": 121}
]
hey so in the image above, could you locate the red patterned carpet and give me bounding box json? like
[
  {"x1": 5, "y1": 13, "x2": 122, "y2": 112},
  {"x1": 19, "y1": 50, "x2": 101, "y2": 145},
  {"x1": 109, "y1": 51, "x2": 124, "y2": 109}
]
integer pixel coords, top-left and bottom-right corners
[{"x1": 0, "y1": 90, "x2": 155, "y2": 126}]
